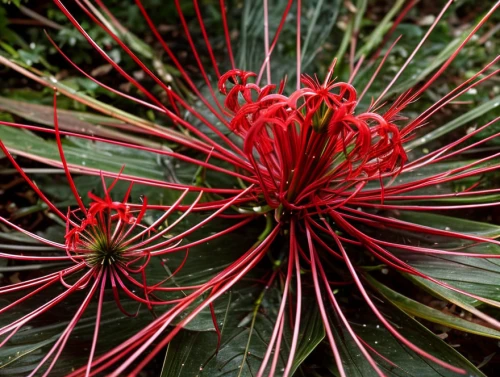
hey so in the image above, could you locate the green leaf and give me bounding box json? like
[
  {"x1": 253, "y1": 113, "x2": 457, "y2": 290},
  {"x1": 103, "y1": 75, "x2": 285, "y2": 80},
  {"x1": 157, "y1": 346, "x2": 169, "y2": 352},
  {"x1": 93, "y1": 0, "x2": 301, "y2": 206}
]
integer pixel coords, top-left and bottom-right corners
[
  {"x1": 365, "y1": 274, "x2": 500, "y2": 340},
  {"x1": 395, "y1": 211, "x2": 500, "y2": 239},
  {"x1": 0, "y1": 126, "x2": 171, "y2": 183},
  {"x1": 387, "y1": 211, "x2": 500, "y2": 307},
  {"x1": 355, "y1": 0, "x2": 406, "y2": 59},
  {"x1": 328, "y1": 293, "x2": 486, "y2": 377},
  {"x1": 0, "y1": 299, "x2": 152, "y2": 377},
  {"x1": 363, "y1": 159, "x2": 493, "y2": 195},
  {"x1": 161, "y1": 282, "x2": 324, "y2": 377},
  {"x1": 406, "y1": 96, "x2": 500, "y2": 150},
  {"x1": 0, "y1": 96, "x2": 164, "y2": 148},
  {"x1": 387, "y1": 27, "x2": 472, "y2": 97},
  {"x1": 237, "y1": 0, "x2": 340, "y2": 88},
  {"x1": 290, "y1": 305, "x2": 325, "y2": 375}
]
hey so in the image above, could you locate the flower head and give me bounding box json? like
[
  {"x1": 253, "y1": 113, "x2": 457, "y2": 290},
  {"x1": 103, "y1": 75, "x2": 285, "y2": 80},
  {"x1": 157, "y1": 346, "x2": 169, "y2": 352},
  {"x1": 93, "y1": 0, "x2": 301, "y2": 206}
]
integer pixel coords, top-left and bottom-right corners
[
  {"x1": 219, "y1": 68, "x2": 408, "y2": 214},
  {"x1": 66, "y1": 191, "x2": 138, "y2": 267}
]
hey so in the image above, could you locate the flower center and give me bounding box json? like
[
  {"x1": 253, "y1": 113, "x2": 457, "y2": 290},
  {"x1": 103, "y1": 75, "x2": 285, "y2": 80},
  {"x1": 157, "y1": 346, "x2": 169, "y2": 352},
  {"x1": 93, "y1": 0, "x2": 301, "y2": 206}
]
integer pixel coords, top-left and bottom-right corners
[
  {"x1": 65, "y1": 195, "x2": 136, "y2": 267},
  {"x1": 83, "y1": 226, "x2": 125, "y2": 266}
]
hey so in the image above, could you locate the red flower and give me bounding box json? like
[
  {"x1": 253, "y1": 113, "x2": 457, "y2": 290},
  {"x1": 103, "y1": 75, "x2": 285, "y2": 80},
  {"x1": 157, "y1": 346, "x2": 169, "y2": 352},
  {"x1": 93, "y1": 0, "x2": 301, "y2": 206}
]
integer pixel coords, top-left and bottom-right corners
[
  {"x1": 218, "y1": 68, "x2": 408, "y2": 214},
  {"x1": 0, "y1": 94, "x2": 252, "y2": 375}
]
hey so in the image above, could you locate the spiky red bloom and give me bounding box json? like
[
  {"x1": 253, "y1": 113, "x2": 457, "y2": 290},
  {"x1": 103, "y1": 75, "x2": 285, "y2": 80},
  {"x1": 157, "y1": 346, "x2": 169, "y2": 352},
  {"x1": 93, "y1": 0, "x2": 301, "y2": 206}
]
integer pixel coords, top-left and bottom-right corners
[
  {"x1": 0, "y1": 145, "x2": 195, "y2": 375},
  {"x1": 0, "y1": 91, "x2": 258, "y2": 375},
  {"x1": 0, "y1": 1, "x2": 499, "y2": 376},
  {"x1": 218, "y1": 67, "x2": 408, "y2": 213}
]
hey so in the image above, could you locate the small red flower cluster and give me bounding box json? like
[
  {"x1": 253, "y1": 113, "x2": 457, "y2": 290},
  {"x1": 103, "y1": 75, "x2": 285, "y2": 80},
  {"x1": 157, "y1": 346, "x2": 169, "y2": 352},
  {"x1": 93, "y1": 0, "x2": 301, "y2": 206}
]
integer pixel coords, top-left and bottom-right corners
[{"x1": 65, "y1": 188, "x2": 140, "y2": 267}]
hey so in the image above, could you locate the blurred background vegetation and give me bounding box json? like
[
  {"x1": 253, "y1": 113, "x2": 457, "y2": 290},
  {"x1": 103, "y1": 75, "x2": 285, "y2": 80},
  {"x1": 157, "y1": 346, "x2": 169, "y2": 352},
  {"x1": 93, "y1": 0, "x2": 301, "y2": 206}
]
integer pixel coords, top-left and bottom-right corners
[{"x1": 0, "y1": 1, "x2": 498, "y2": 119}]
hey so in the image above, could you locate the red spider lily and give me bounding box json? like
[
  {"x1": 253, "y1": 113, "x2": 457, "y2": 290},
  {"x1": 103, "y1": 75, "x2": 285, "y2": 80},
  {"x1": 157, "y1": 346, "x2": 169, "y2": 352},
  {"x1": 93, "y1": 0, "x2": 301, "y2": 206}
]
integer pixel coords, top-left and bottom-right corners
[
  {"x1": 0, "y1": 159, "x2": 164, "y2": 376},
  {"x1": 217, "y1": 67, "x2": 408, "y2": 213},
  {"x1": 0, "y1": 0, "x2": 500, "y2": 376},
  {"x1": 0, "y1": 93, "x2": 259, "y2": 376}
]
